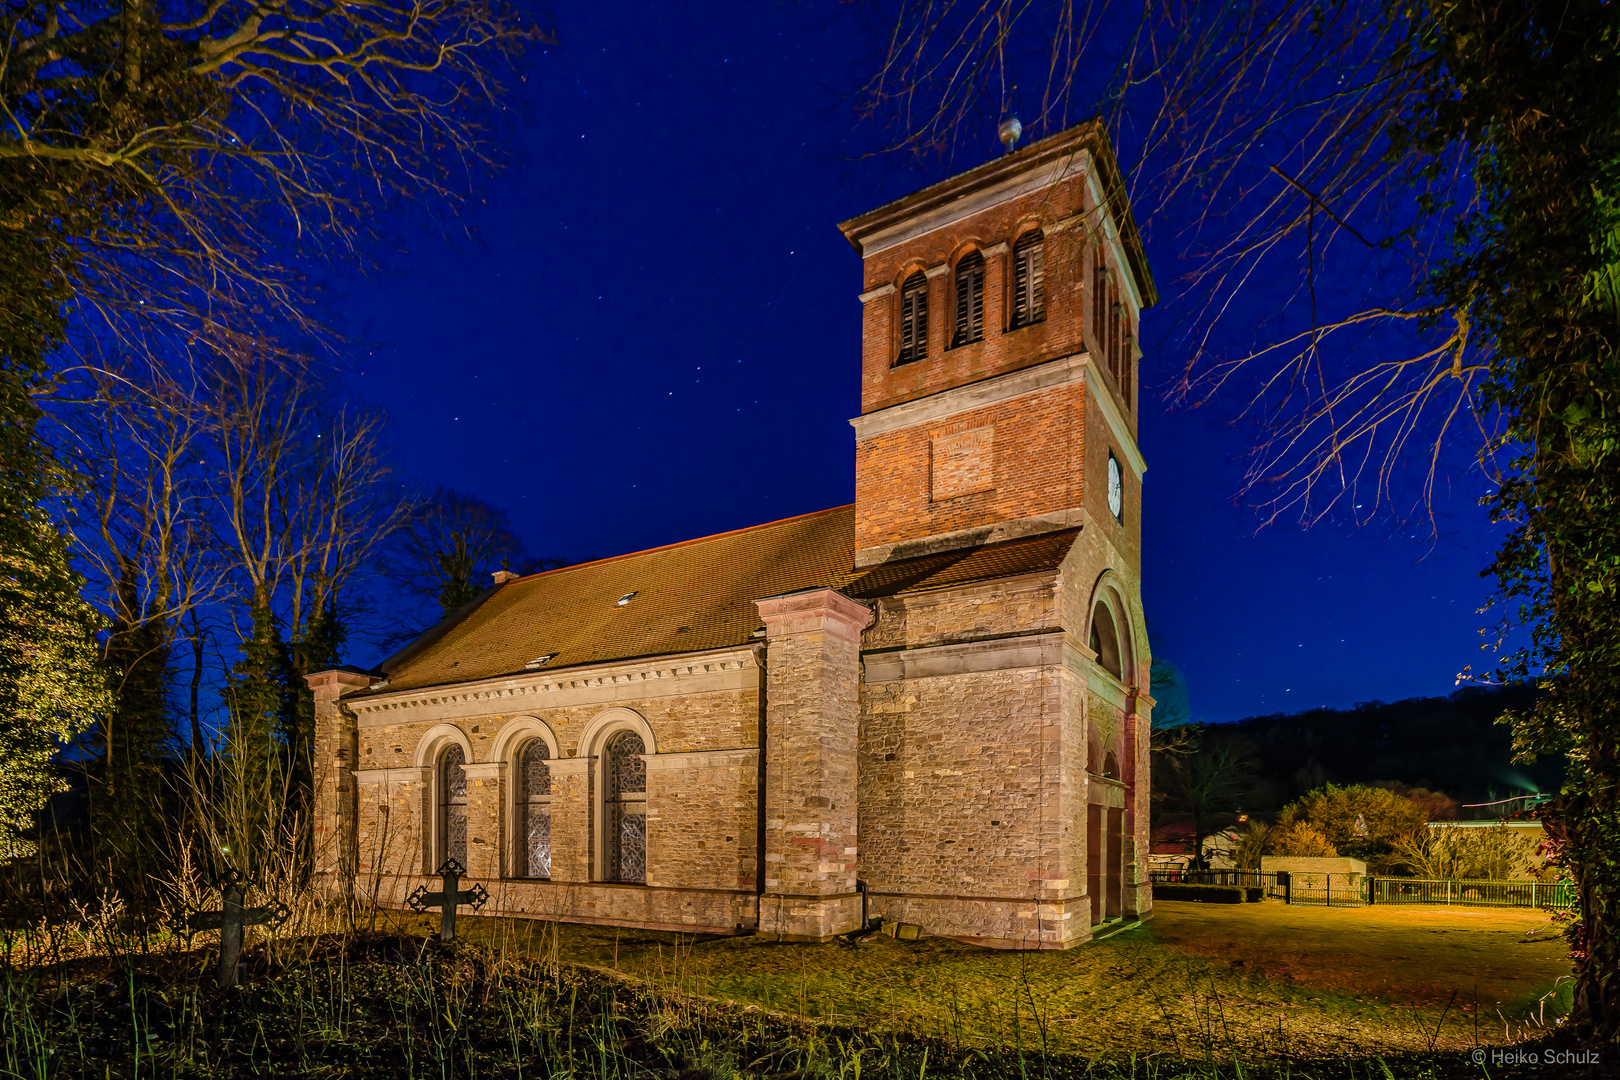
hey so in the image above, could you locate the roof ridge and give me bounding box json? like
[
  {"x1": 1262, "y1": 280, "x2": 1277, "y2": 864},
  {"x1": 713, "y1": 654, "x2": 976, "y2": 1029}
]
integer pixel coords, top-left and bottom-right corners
[{"x1": 506, "y1": 504, "x2": 855, "y2": 585}]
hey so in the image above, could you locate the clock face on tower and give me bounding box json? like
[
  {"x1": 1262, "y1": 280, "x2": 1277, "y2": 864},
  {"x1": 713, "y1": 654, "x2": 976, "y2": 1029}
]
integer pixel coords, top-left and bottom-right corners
[{"x1": 1107, "y1": 452, "x2": 1123, "y2": 521}]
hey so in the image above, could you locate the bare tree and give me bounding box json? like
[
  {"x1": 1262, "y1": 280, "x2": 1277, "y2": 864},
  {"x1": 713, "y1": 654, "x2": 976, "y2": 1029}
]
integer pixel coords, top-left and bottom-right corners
[
  {"x1": 384, "y1": 487, "x2": 557, "y2": 638},
  {"x1": 4, "y1": 0, "x2": 550, "y2": 403},
  {"x1": 859, "y1": 0, "x2": 1484, "y2": 528}
]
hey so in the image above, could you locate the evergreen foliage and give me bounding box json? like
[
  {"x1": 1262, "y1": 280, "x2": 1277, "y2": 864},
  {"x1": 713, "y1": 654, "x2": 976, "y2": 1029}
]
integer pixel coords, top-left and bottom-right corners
[
  {"x1": 0, "y1": 224, "x2": 108, "y2": 860},
  {"x1": 91, "y1": 571, "x2": 179, "y2": 895},
  {"x1": 228, "y1": 601, "x2": 297, "y2": 805},
  {"x1": 1400, "y1": 0, "x2": 1620, "y2": 1037},
  {"x1": 285, "y1": 600, "x2": 347, "y2": 822}
]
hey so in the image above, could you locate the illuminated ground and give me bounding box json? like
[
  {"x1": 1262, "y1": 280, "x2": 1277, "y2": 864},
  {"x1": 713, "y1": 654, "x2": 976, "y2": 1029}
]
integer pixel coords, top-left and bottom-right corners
[{"x1": 429, "y1": 899, "x2": 1574, "y2": 1060}]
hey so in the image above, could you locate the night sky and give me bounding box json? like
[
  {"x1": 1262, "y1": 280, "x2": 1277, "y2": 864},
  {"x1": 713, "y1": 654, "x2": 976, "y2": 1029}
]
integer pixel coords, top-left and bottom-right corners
[{"x1": 334, "y1": 2, "x2": 1506, "y2": 724}]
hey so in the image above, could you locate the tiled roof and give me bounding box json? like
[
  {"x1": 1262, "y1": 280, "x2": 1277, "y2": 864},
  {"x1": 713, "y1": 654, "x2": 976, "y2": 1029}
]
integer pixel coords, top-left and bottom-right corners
[
  {"x1": 372, "y1": 507, "x2": 1080, "y2": 694},
  {"x1": 374, "y1": 506, "x2": 857, "y2": 693},
  {"x1": 837, "y1": 529, "x2": 1079, "y2": 599}
]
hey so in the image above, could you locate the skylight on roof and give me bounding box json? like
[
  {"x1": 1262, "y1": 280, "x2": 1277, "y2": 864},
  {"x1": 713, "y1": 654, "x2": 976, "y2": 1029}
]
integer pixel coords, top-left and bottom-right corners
[
  {"x1": 616, "y1": 591, "x2": 638, "y2": 607},
  {"x1": 524, "y1": 654, "x2": 555, "y2": 669}
]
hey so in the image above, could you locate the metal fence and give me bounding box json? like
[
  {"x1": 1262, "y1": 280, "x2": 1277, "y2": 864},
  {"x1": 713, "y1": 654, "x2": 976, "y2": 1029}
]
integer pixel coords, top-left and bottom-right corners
[
  {"x1": 1285, "y1": 873, "x2": 1367, "y2": 908},
  {"x1": 1150, "y1": 870, "x2": 1575, "y2": 911},
  {"x1": 1369, "y1": 876, "x2": 1576, "y2": 911}
]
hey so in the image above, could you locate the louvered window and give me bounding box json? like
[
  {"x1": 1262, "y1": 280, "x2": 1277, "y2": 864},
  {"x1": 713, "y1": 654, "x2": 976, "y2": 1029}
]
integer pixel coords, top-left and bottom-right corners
[
  {"x1": 952, "y1": 252, "x2": 985, "y2": 347},
  {"x1": 1093, "y1": 253, "x2": 1109, "y2": 356},
  {"x1": 517, "y1": 739, "x2": 551, "y2": 878},
  {"x1": 896, "y1": 271, "x2": 928, "y2": 365},
  {"x1": 1010, "y1": 231, "x2": 1046, "y2": 328}
]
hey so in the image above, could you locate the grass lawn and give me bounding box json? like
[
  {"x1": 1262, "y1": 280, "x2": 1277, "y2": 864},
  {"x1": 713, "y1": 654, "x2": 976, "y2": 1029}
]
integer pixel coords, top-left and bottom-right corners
[{"x1": 420, "y1": 899, "x2": 1574, "y2": 1061}]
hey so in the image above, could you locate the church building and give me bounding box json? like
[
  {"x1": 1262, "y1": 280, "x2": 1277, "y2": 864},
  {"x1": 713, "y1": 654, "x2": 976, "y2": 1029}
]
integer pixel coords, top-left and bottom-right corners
[{"x1": 308, "y1": 119, "x2": 1157, "y2": 948}]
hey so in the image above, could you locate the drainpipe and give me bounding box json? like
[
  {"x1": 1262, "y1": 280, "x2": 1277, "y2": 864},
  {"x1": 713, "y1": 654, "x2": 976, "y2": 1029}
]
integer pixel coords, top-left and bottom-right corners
[
  {"x1": 754, "y1": 643, "x2": 768, "y2": 927},
  {"x1": 856, "y1": 878, "x2": 869, "y2": 930}
]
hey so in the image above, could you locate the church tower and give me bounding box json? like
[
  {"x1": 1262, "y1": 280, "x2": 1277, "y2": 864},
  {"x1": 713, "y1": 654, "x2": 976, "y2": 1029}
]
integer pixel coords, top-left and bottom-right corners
[
  {"x1": 304, "y1": 119, "x2": 1158, "y2": 952},
  {"x1": 839, "y1": 121, "x2": 1158, "y2": 945},
  {"x1": 838, "y1": 121, "x2": 1154, "y2": 569}
]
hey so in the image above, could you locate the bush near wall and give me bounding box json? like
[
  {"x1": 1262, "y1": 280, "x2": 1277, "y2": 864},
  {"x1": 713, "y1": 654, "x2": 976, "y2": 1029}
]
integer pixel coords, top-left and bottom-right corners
[{"x1": 1153, "y1": 884, "x2": 1246, "y2": 903}]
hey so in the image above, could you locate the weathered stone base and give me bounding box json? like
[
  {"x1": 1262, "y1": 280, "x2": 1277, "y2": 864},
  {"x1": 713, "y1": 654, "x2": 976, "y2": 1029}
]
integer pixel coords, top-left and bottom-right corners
[
  {"x1": 757, "y1": 892, "x2": 864, "y2": 940},
  {"x1": 361, "y1": 874, "x2": 761, "y2": 935},
  {"x1": 867, "y1": 892, "x2": 1093, "y2": 949},
  {"x1": 1124, "y1": 880, "x2": 1153, "y2": 921}
]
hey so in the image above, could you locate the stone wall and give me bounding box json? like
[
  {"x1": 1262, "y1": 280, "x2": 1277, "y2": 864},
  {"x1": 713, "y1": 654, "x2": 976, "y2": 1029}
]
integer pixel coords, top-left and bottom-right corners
[
  {"x1": 342, "y1": 649, "x2": 769, "y2": 931},
  {"x1": 756, "y1": 589, "x2": 870, "y2": 940},
  {"x1": 856, "y1": 575, "x2": 1095, "y2": 948}
]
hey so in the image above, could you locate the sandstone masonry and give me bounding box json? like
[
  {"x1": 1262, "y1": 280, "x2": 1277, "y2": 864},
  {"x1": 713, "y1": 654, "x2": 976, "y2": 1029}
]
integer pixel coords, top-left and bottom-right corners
[{"x1": 308, "y1": 120, "x2": 1157, "y2": 948}]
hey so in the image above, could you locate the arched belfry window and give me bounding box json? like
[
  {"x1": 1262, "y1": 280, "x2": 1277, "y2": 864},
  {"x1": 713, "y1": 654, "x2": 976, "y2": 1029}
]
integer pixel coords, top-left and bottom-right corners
[
  {"x1": 517, "y1": 739, "x2": 552, "y2": 877},
  {"x1": 1090, "y1": 602, "x2": 1122, "y2": 680},
  {"x1": 952, "y1": 251, "x2": 985, "y2": 347},
  {"x1": 604, "y1": 731, "x2": 647, "y2": 883},
  {"x1": 1011, "y1": 231, "x2": 1045, "y2": 328},
  {"x1": 1092, "y1": 252, "x2": 1109, "y2": 355},
  {"x1": 440, "y1": 744, "x2": 468, "y2": 866},
  {"x1": 896, "y1": 271, "x2": 928, "y2": 365},
  {"x1": 1103, "y1": 751, "x2": 1120, "y2": 780}
]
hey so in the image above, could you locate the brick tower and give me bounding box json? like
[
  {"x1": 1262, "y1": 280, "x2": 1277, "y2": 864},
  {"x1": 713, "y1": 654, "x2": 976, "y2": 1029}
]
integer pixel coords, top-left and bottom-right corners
[
  {"x1": 839, "y1": 120, "x2": 1153, "y2": 569},
  {"x1": 839, "y1": 120, "x2": 1157, "y2": 947}
]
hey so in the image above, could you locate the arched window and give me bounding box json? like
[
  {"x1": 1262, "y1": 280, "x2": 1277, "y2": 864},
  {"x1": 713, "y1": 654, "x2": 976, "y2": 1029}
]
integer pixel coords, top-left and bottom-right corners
[
  {"x1": 517, "y1": 739, "x2": 552, "y2": 878},
  {"x1": 1090, "y1": 602, "x2": 1122, "y2": 680},
  {"x1": 896, "y1": 271, "x2": 928, "y2": 365},
  {"x1": 1011, "y1": 231, "x2": 1045, "y2": 328},
  {"x1": 603, "y1": 731, "x2": 647, "y2": 883},
  {"x1": 1102, "y1": 751, "x2": 1120, "y2": 780},
  {"x1": 439, "y1": 744, "x2": 468, "y2": 867},
  {"x1": 952, "y1": 251, "x2": 985, "y2": 347},
  {"x1": 1093, "y1": 252, "x2": 1110, "y2": 361}
]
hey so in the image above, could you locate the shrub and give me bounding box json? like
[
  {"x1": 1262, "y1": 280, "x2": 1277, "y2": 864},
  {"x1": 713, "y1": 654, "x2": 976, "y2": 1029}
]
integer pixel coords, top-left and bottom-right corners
[
  {"x1": 1268, "y1": 820, "x2": 1338, "y2": 857},
  {"x1": 1272, "y1": 784, "x2": 1429, "y2": 863},
  {"x1": 1153, "y1": 883, "x2": 1244, "y2": 903}
]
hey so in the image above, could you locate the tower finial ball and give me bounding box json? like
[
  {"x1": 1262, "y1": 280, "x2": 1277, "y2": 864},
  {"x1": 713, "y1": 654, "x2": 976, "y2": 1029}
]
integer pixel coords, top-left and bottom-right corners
[{"x1": 998, "y1": 117, "x2": 1023, "y2": 152}]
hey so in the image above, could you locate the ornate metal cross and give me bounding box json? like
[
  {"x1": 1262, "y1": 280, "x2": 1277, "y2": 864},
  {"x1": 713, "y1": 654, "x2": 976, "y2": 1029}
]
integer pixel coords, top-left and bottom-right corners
[
  {"x1": 406, "y1": 858, "x2": 488, "y2": 942},
  {"x1": 183, "y1": 868, "x2": 290, "y2": 988}
]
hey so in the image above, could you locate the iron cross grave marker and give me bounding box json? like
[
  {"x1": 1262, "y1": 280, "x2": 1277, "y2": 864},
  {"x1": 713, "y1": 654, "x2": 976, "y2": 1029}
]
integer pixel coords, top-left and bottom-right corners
[
  {"x1": 184, "y1": 868, "x2": 290, "y2": 988},
  {"x1": 406, "y1": 858, "x2": 489, "y2": 941}
]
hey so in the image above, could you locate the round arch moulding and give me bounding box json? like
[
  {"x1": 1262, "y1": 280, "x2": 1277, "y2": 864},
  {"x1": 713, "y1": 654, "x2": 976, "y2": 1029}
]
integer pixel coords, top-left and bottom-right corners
[
  {"x1": 489, "y1": 715, "x2": 562, "y2": 765},
  {"x1": 1085, "y1": 570, "x2": 1144, "y2": 687},
  {"x1": 575, "y1": 707, "x2": 657, "y2": 759},
  {"x1": 413, "y1": 722, "x2": 475, "y2": 768}
]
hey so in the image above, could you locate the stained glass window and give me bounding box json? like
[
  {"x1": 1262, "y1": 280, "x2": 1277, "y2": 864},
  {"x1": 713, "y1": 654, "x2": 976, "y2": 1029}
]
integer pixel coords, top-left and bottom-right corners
[
  {"x1": 440, "y1": 743, "x2": 467, "y2": 866},
  {"x1": 604, "y1": 731, "x2": 646, "y2": 883},
  {"x1": 518, "y1": 739, "x2": 552, "y2": 878}
]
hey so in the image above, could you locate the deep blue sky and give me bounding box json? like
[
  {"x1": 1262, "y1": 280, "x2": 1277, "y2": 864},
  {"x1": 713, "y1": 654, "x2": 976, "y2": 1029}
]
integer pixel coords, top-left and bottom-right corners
[{"x1": 335, "y1": 2, "x2": 1505, "y2": 723}]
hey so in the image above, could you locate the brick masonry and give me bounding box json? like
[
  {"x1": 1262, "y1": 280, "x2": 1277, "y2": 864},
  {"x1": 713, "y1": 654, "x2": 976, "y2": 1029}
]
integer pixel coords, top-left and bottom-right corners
[{"x1": 307, "y1": 122, "x2": 1155, "y2": 949}]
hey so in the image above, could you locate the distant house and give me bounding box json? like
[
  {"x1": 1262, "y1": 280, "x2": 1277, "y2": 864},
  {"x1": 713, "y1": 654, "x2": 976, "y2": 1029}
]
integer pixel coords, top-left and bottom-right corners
[{"x1": 1150, "y1": 819, "x2": 1239, "y2": 871}]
